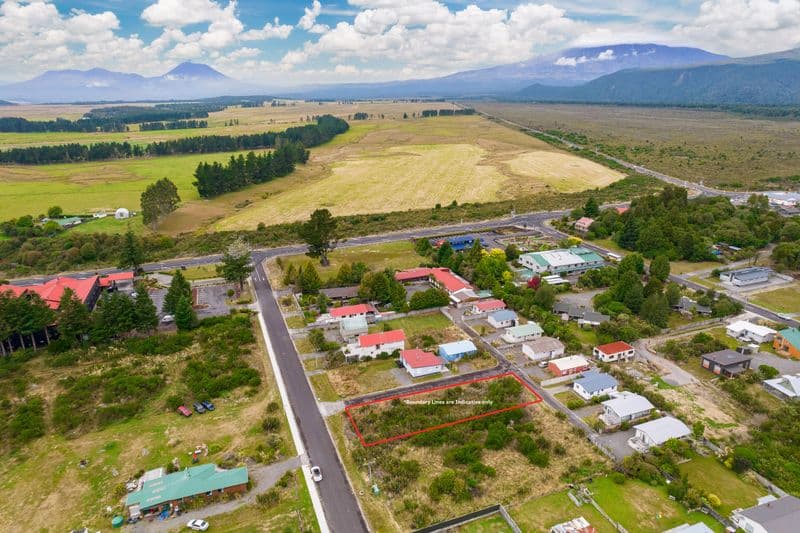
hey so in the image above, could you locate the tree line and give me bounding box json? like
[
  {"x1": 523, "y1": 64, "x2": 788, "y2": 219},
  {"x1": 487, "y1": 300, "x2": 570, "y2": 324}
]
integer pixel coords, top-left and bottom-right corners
[
  {"x1": 420, "y1": 108, "x2": 476, "y2": 117},
  {"x1": 0, "y1": 114, "x2": 348, "y2": 165},
  {"x1": 139, "y1": 120, "x2": 208, "y2": 131},
  {"x1": 0, "y1": 117, "x2": 128, "y2": 133}
]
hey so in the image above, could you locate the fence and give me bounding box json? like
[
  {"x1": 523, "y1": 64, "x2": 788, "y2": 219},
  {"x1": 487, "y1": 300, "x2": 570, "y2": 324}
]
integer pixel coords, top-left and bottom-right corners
[{"x1": 412, "y1": 504, "x2": 521, "y2": 533}]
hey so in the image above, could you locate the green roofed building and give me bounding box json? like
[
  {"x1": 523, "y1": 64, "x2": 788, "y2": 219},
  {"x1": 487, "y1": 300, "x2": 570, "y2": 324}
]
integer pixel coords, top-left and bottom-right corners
[
  {"x1": 519, "y1": 246, "x2": 604, "y2": 275},
  {"x1": 125, "y1": 463, "x2": 248, "y2": 518}
]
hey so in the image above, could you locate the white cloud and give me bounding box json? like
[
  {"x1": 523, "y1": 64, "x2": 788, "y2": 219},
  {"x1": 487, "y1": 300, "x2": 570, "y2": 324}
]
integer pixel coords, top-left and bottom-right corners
[
  {"x1": 672, "y1": 0, "x2": 800, "y2": 56},
  {"x1": 298, "y1": 0, "x2": 322, "y2": 30},
  {"x1": 241, "y1": 17, "x2": 293, "y2": 40},
  {"x1": 596, "y1": 48, "x2": 615, "y2": 60},
  {"x1": 141, "y1": 0, "x2": 229, "y2": 28},
  {"x1": 334, "y1": 64, "x2": 359, "y2": 74}
]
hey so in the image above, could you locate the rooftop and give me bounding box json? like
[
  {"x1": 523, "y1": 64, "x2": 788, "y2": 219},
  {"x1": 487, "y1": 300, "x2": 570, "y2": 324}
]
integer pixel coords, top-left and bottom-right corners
[
  {"x1": 702, "y1": 349, "x2": 752, "y2": 367},
  {"x1": 489, "y1": 309, "x2": 518, "y2": 322},
  {"x1": 524, "y1": 336, "x2": 564, "y2": 353},
  {"x1": 474, "y1": 298, "x2": 506, "y2": 311},
  {"x1": 431, "y1": 267, "x2": 472, "y2": 293},
  {"x1": 778, "y1": 327, "x2": 800, "y2": 349},
  {"x1": 438, "y1": 340, "x2": 477, "y2": 355},
  {"x1": 728, "y1": 320, "x2": 777, "y2": 336},
  {"x1": 0, "y1": 275, "x2": 98, "y2": 310},
  {"x1": 574, "y1": 371, "x2": 618, "y2": 393},
  {"x1": 126, "y1": 464, "x2": 248, "y2": 510},
  {"x1": 738, "y1": 495, "x2": 800, "y2": 533},
  {"x1": 320, "y1": 285, "x2": 360, "y2": 299},
  {"x1": 662, "y1": 523, "x2": 715, "y2": 533},
  {"x1": 358, "y1": 329, "x2": 405, "y2": 347},
  {"x1": 505, "y1": 322, "x2": 543, "y2": 337},
  {"x1": 330, "y1": 303, "x2": 376, "y2": 318},
  {"x1": 602, "y1": 392, "x2": 654, "y2": 417},
  {"x1": 401, "y1": 349, "x2": 445, "y2": 369},
  {"x1": 764, "y1": 374, "x2": 800, "y2": 398},
  {"x1": 394, "y1": 267, "x2": 433, "y2": 282},
  {"x1": 724, "y1": 266, "x2": 773, "y2": 281},
  {"x1": 596, "y1": 341, "x2": 634, "y2": 354},
  {"x1": 340, "y1": 316, "x2": 368, "y2": 332},
  {"x1": 99, "y1": 271, "x2": 134, "y2": 287},
  {"x1": 550, "y1": 355, "x2": 590, "y2": 371},
  {"x1": 634, "y1": 416, "x2": 691, "y2": 445}
]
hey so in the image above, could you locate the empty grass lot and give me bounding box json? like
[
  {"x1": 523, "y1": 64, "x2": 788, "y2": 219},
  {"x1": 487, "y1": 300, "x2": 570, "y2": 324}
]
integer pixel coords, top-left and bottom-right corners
[
  {"x1": 749, "y1": 285, "x2": 800, "y2": 314},
  {"x1": 457, "y1": 514, "x2": 515, "y2": 532},
  {"x1": 309, "y1": 373, "x2": 339, "y2": 402},
  {"x1": 588, "y1": 477, "x2": 724, "y2": 533},
  {"x1": 368, "y1": 312, "x2": 454, "y2": 338},
  {"x1": 280, "y1": 240, "x2": 421, "y2": 284},
  {"x1": 510, "y1": 490, "x2": 615, "y2": 533},
  {"x1": 677, "y1": 453, "x2": 766, "y2": 514},
  {"x1": 326, "y1": 358, "x2": 400, "y2": 398}
]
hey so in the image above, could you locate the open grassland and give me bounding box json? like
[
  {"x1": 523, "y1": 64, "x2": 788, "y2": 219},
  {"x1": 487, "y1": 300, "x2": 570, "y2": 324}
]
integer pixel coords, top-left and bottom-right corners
[
  {"x1": 276, "y1": 240, "x2": 422, "y2": 285},
  {"x1": 749, "y1": 284, "x2": 800, "y2": 314},
  {"x1": 0, "y1": 316, "x2": 296, "y2": 531},
  {"x1": 213, "y1": 114, "x2": 624, "y2": 231},
  {"x1": 0, "y1": 103, "x2": 624, "y2": 233},
  {"x1": 474, "y1": 102, "x2": 800, "y2": 190}
]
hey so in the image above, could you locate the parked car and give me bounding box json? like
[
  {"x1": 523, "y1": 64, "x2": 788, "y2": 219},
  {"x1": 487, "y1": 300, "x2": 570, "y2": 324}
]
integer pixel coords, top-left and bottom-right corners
[
  {"x1": 177, "y1": 405, "x2": 192, "y2": 417},
  {"x1": 310, "y1": 465, "x2": 323, "y2": 482},
  {"x1": 538, "y1": 360, "x2": 549, "y2": 368},
  {"x1": 201, "y1": 400, "x2": 215, "y2": 411},
  {"x1": 186, "y1": 519, "x2": 209, "y2": 531},
  {"x1": 193, "y1": 402, "x2": 206, "y2": 414},
  {"x1": 161, "y1": 314, "x2": 175, "y2": 324}
]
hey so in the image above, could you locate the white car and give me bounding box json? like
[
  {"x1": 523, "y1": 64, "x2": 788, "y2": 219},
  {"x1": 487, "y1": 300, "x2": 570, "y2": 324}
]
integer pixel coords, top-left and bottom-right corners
[
  {"x1": 310, "y1": 465, "x2": 323, "y2": 482},
  {"x1": 161, "y1": 314, "x2": 175, "y2": 324},
  {"x1": 187, "y1": 519, "x2": 209, "y2": 531}
]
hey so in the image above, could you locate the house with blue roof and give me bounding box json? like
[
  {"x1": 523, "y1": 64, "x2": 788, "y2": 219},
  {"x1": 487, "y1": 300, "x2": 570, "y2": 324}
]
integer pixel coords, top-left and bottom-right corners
[
  {"x1": 438, "y1": 340, "x2": 478, "y2": 362},
  {"x1": 125, "y1": 463, "x2": 248, "y2": 519},
  {"x1": 573, "y1": 371, "x2": 619, "y2": 400},
  {"x1": 488, "y1": 309, "x2": 518, "y2": 329}
]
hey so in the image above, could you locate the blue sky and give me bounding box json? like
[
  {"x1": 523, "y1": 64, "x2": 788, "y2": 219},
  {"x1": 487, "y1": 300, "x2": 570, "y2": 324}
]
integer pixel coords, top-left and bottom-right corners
[{"x1": 1, "y1": 1, "x2": 798, "y2": 84}]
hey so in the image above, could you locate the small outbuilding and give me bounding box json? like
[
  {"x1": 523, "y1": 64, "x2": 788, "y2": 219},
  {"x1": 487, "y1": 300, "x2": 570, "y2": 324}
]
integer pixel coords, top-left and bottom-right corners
[
  {"x1": 438, "y1": 340, "x2": 477, "y2": 362},
  {"x1": 572, "y1": 371, "x2": 618, "y2": 400},
  {"x1": 401, "y1": 349, "x2": 447, "y2": 378},
  {"x1": 115, "y1": 207, "x2": 131, "y2": 220},
  {"x1": 488, "y1": 309, "x2": 518, "y2": 329}
]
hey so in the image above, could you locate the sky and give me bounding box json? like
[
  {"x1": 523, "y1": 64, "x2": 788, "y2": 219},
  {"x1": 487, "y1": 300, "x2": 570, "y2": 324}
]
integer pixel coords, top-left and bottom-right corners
[{"x1": 0, "y1": 0, "x2": 799, "y2": 84}]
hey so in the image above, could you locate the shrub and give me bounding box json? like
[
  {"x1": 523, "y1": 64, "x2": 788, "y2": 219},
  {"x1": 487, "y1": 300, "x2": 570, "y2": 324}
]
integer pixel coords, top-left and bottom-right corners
[
  {"x1": 611, "y1": 472, "x2": 626, "y2": 484},
  {"x1": 9, "y1": 397, "x2": 46, "y2": 443},
  {"x1": 257, "y1": 488, "x2": 280, "y2": 506},
  {"x1": 566, "y1": 399, "x2": 585, "y2": 410},
  {"x1": 165, "y1": 395, "x2": 183, "y2": 410},
  {"x1": 262, "y1": 416, "x2": 281, "y2": 433}
]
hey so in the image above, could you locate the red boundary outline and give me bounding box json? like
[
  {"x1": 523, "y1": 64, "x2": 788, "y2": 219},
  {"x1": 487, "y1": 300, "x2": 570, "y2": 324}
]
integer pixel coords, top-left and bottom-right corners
[{"x1": 345, "y1": 371, "x2": 542, "y2": 447}]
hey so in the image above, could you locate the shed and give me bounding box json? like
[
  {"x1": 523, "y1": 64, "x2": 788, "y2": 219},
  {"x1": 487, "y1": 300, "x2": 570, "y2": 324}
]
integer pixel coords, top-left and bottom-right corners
[
  {"x1": 438, "y1": 340, "x2": 477, "y2": 362},
  {"x1": 115, "y1": 207, "x2": 131, "y2": 220},
  {"x1": 573, "y1": 371, "x2": 618, "y2": 400}
]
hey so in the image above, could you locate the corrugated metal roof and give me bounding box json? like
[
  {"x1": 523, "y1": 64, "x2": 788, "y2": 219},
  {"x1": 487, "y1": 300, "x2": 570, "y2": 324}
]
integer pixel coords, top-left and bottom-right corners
[
  {"x1": 126, "y1": 464, "x2": 248, "y2": 510},
  {"x1": 574, "y1": 371, "x2": 618, "y2": 393},
  {"x1": 438, "y1": 340, "x2": 477, "y2": 356},
  {"x1": 634, "y1": 416, "x2": 690, "y2": 445}
]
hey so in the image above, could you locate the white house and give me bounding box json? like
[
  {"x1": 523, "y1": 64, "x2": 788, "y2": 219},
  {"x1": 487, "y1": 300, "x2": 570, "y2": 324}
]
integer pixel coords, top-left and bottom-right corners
[
  {"x1": 488, "y1": 309, "x2": 518, "y2": 329},
  {"x1": 628, "y1": 416, "x2": 691, "y2": 452},
  {"x1": 732, "y1": 495, "x2": 800, "y2": 533},
  {"x1": 572, "y1": 371, "x2": 619, "y2": 400},
  {"x1": 400, "y1": 349, "x2": 447, "y2": 378},
  {"x1": 601, "y1": 392, "x2": 654, "y2": 427},
  {"x1": 346, "y1": 329, "x2": 405, "y2": 361},
  {"x1": 593, "y1": 341, "x2": 635, "y2": 363},
  {"x1": 720, "y1": 267, "x2": 772, "y2": 287},
  {"x1": 522, "y1": 337, "x2": 565, "y2": 362},
  {"x1": 502, "y1": 323, "x2": 543, "y2": 343},
  {"x1": 726, "y1": 321, "x2": 777, "y2": 344},
  {"x1": 329, "y1": 303, "x2": 378, "y2": 323},
  {"x1": 763, "y1": 373, "x2": 800, "y2": 401}
]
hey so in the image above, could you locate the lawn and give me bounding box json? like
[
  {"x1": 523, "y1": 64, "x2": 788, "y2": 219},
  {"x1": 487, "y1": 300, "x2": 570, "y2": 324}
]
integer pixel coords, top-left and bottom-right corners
[
  {"x1": 285, "y1": 316, "x2": 307, "y2": 329},
  {"x1": 687, "y1": 275, "x2": 720, "y2": 289},
  {"x1": 280, "y1": 240, "x2": 422, "y2": 283},
  {"x1": 327, "y1": 358, "x2": 400, "y2": 398},
  {"x1": 458, "y1": 514, "x2": 515, "y2": 532},
  {"x1": 510, "y1": 490, "x2": 615, "y2": 533},
  {"x1": 749, "y1": 285, "x2": 800, "y2": 314},
  {"x1": 554, "y1": 390, "x2": 585, "y2": 406},
  {"x1": 566, "y1": 321, "x2": 599, "y2": 347},
  {"x1": 67, "y1": 213, "x2": 148, "y2": 235},
  {"x1": 309, "y1": 373, "x2": 340, "y2": 402},
  {"x1": 670, "y1": 261, "x2": 723, "y2": 275},
  {"x1": 294, "y1": 336, "x2": 316, "y2": 355},
  {"x1": 368, "y1": 312, "x2": 454, "y2": 338},
  {"x1": 677, "y1": 453, "x2": 766, "y2": 515},
  {"x1": 162, "y1": 263, "x2": 221, "y2": 281},
  {"x1": 588, "y1": 477, "x2": 724, "y2": 533}
]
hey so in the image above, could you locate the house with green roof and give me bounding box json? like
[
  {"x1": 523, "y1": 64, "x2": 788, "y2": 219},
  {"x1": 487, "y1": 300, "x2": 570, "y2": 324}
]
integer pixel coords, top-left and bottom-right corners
[
  {"x1": 125, "y1": 463, "x2": 248, "y2": 518},
  {"x1": 502, "y1": 322, "x2": 543, "y2": 344},
  {"x1": 774, "y1": 327, "x2": 800, "y2": 359},
  {"x1": 519, "y1": 247, "x2": 604, "y2": 275}
]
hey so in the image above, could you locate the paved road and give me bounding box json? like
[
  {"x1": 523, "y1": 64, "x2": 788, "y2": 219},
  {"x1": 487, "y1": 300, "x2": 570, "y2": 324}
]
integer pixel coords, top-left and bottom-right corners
[{"x1": 251, "y1": 260, "x2": 368, "y2": 533}]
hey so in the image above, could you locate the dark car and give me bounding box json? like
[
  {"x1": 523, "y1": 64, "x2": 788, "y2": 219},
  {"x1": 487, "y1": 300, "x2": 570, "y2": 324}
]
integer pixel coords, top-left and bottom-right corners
[
  {"x1": 192, "y1": 402, "x2": 206, "y2": 414},
  {"x1": 177, "y1": 405, "x2": 192, "y2": 417},
  {"x1": 201, "y1": 400, "x2": 215, "y2": 411}
]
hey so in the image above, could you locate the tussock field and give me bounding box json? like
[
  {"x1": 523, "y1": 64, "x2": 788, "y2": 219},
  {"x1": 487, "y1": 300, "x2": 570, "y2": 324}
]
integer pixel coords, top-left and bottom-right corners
[{"x1": 474, "y1": 102, "x2": 800, "y2": 190}]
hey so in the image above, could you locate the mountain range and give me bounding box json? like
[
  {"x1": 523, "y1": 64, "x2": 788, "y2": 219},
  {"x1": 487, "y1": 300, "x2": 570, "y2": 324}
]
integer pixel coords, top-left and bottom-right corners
[
  {"x1": 0, "y1": 44, "x2": 798, "y2": 106},
  {"x1": 0, "y1": 62, "x2": 256, "y2": 103}
]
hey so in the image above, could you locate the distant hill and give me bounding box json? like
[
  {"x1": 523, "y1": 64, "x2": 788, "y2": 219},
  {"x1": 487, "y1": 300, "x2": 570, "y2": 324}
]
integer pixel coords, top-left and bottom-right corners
[
  {"x1": 284, "y1": 44, "x2": 727, "y2": 99},
  {"x1": 0, "y1": 100, "x2": 14, "y2": 106},
  {"x1": 0, "y1": 62, "x2": 260, "y2": 103},
  {"x1": 516, "y1": 57, "x2": 800, "y2": 105}
]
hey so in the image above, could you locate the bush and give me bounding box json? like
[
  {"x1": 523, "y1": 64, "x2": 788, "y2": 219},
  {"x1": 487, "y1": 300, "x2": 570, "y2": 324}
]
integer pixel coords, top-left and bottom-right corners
[
  {"x1": 262, "y1": 416, "x2": 281, "y2": 433},
  {"x1": 611, "y1": 472, "x2": 626, "y2": 484},
  {"x1": 165, "y1": 395, "x2": 183, "y2": 410},
  {"x1": 257, "y1": 488, "x2": 280, "y2": 506},
  {"x1": 566, "y1": 398, "x2": 585, "y2": 410},
  {"x1": 9, "y1": 397, "x2": 46, "y2": 443}
]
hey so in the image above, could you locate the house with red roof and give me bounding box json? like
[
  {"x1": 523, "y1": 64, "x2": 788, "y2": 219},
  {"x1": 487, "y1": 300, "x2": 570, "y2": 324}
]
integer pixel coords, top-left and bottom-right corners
[
  {"x1": 400, "y1": 349, "x2": 447, "y2": 378},
  {"x1": 574, "y1": 217, "x2": 595, "y2": 234},
  {"x1": 99, "y1": 271, "x2": 135, "y2": 291},
  {"x1": 394, "y1": 268, "x2": 433, "y2": 283},
  {"x1": 593, "y1": 341, "x2": 635, "y2": 363},
  {"x1": 0, "y1": 276, "x2": 102, "y2": 311},
  {"x1": 470, "y1": 299, "x2": 506, "y2": 315},
  {"x1": 329, "y1": 303, "x2": 378, "y2": 322},
  {"x1": 347, "y1": 329, "x2": 405, "y2": 361}
]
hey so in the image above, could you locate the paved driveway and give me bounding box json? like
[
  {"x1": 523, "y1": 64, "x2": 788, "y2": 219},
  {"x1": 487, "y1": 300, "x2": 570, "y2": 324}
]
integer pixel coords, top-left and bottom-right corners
[
  {"x1": 596, "y1": 429, "x2": 636, "y2": 460},
  {"x1": 752, "y1": 352, "x2": 800, "y2": 375}
]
